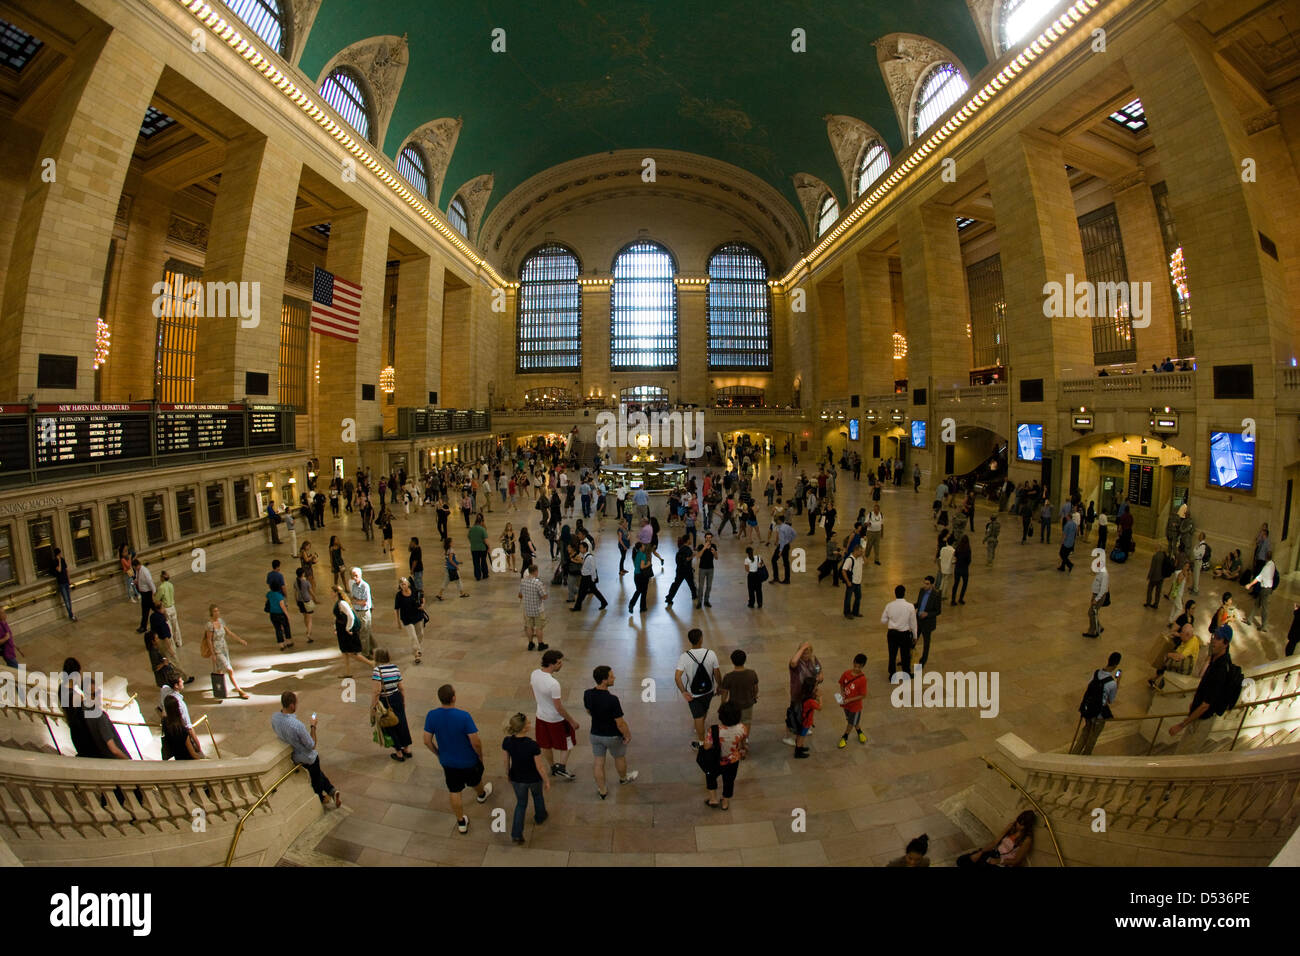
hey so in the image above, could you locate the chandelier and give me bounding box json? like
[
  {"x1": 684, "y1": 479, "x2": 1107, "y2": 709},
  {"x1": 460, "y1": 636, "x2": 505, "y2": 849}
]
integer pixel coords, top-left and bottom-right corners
[
  {"x1": 1169, "y1": 246, "x2": 1189, "y2": 304},
  {"x1": 892, "y1": 331, "x2": 908, "y2": 359},
  {"x1": 93, "y1": 318, "x2": 111, "y2": 370},
  {"x1": 380, "y1": 365, "x2": 396, "y2": 394}
]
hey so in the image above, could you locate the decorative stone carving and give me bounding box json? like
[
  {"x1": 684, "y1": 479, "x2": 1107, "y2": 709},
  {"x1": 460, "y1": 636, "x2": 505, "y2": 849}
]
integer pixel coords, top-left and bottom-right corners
[
  {"x1": 288, "y1": 0, "x2": 323, "y2": 66},
  {"x1": 965, "y1": 0, "x2": 1000, "y2": 61},
  {"x1": 1109, "y1": 168, "x2": 1147, "y2": 193},
  {"x1": 320, "y1": 35, "x2": 409, "y2": 146},
  {"x1": 824, "y1": 114, "x2": 887, "y2": 201},
  {"x1": 167, "y1": 213, "x2": 209, "y2": 251},
  {"x1": 1245, "y1": 109, "x2": 1279, "y2": 135},
  {"x1": 874, "y1": 33, "x2": 967, "y2": 143},
  {"x1": 792, "y1": 173, "x2": 835, "y2": 244},
  {"x1": 285, "y1": 259, "x2": 314, "y2": 288},
  {"x1": 450, "y1": 174, "x2": 494, "y2": 243},
  {"x1": 406, "y1": 117, "x2": 463, "y2": 204}
]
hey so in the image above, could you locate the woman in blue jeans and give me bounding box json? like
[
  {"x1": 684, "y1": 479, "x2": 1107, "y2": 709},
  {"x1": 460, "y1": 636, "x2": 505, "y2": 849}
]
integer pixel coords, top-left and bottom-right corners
[{"x1": 501, "y1": 713, "x2": 550, "y2": 845}]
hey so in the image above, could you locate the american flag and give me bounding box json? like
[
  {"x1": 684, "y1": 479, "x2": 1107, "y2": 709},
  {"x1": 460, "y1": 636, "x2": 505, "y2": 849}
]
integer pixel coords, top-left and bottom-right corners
[{"x1": 310, "y1": 266, "x2": 362, "y2": 342}]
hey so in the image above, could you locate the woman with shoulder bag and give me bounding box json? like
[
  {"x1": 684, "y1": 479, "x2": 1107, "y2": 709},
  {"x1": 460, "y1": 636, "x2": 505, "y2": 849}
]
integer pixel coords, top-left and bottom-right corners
[
  {"x1": 161, "y1": 694, "x2": 203, "y2": 760},
  {"x1": 699, "y1": 702, "x2": 748, "y2": 810},
  {"x1": 370, "y1": 648, "x2": 412, "y2": 761},
  {"x1": 294, "y1": 567, "x2": 317, "y2": 643},
  {"x1": 331, "y1": 585, "x2": 372, "y2": 677},
  {"x1": 202, "y1": 604, "x2": 250, "y2": 700},
  {"x1": 744, "y1": 547, "x2": 766, "y2": 609}
]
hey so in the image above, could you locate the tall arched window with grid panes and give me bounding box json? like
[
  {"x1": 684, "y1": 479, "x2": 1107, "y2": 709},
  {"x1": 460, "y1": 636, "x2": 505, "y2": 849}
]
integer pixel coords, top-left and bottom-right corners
[
  {"x1": 816, "y1": 193, "x2": 839, "y2": 238},
  {"x1": 707, "y1": 243, "x2": 771, "y2": 370},
  {"x1": 448, "y1": 195, "x2": 469, "y2": 237},
  {"x1": 396, "y1": 143, "x2": 429, "y2": 198},
  {"x1": 318, "y1": 66, "x2": 373, "y2": 144},
  {"x1": 912, "y1": 62, "x2": 967, "y2": 141},
  {"x1": 855, "y1": 140, "x2": 890, "y2": 200},
  {"x1": 224, "y1": 0, "x2": 291, "y2": 56},
  {"x1": 517, "y1": 243, "x2": 582, "y2": 372},
  {"x1": 610, "y1": 241, "x2": 677, "y2": 370},
  {"x1": 998, "y1": 0, "x2": 1057, "y2": 54}
]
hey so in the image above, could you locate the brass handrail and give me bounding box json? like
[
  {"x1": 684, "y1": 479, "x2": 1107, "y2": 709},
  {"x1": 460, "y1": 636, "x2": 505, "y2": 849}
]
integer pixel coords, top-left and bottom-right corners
[
  {"x1": 978, "y1": 754, "x2": 1066, "y2": 867},
  {"x1": 223, "y1": 763, "x2": 306, "y2": 867},
  {"x1": 192, "y1": 714, "x2": 220, "y2": 758}
]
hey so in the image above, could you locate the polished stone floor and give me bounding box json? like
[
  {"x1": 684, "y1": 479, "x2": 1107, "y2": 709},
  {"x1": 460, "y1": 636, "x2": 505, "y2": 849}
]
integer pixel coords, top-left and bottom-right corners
[{"x1": 23, "y1": 456, "x2": 1295, "y2": 866}]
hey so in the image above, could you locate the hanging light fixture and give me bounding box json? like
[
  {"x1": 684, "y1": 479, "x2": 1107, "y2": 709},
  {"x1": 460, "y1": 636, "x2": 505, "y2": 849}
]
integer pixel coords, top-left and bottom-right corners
[
  {"x1": 93, "y1": 318, "x2": 111, "y2": 370},
  {"x1": 892, "y1": 332, "x2": 908, "y2": 360},
  {"x1": 1169, "y1": 246, "x2": 1189, "y2": 303},
  {"x1": 380, "y1": 365, "x2": 396, "y2": 394}
]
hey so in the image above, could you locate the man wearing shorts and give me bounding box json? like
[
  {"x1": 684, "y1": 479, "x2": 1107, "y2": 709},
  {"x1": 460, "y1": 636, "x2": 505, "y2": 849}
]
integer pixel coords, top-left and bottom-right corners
[
  {"x1": 674, "y1": 627, "x2": 721, "y2": 748},
  {"x1": 583, "y1": 666, "x2": 637, "y2": 798},
  {"x1": 423, "y1": 684, "x2": 493, "y2": 834},
  {"x1": 518, "y1": 564, "x2": 549, "y2": 652},
  {"x1": 531, "y1": 649, "x2": 579, "y2": 779}
]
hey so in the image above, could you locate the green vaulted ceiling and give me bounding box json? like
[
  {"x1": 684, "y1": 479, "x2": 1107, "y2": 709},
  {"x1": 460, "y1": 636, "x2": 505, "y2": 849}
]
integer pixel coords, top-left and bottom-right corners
[{"x1": 300, "y1": 0, "x2": 989, "y2": 229}]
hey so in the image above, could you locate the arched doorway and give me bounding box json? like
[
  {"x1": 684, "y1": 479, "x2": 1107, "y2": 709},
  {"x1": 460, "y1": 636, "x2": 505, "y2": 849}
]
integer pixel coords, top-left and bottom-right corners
[{"x1": 1062, "y1": 432, "x2": 1193, "y2": 538}]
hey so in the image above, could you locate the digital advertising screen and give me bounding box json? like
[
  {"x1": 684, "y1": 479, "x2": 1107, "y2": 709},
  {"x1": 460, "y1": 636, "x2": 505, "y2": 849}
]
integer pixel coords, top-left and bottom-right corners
[
  {"x1": 848, "y1": 418, "x2": 859, "y2": 441},
  {"x1": 911, "y1": 420, "x2": 926, "y2": 449},
  {"x1": 1208, "y1": 430, "x2": 1255, "y2": 490},
  {"x1": 1016, "y1": 423, "x2": 1044, "y2": 462}
]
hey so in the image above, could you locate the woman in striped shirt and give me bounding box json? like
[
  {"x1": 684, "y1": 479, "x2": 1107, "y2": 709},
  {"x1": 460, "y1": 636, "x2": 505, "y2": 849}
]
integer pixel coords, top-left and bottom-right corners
[{"x1": 370, "y1": 648, "x2": 412, "y2": 761}]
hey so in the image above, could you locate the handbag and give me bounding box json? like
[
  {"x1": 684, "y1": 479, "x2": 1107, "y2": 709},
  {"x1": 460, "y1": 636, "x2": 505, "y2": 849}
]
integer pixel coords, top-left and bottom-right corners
[
  {"x1": 695, "y1": 724, "x2": 721, "y2": 774},
  {"x1": 199, "y1": 633, "x2": 213, "y2": 659},
  {"x1": 373, "y1": 697, "x2": 399, "y2": 728},
  {"x1": 372, "y1": 725, "x2": 395, "y2": 749},
  {"x1": 1102, "y1": 591, "x2": 1111, "y2": 607},
  {"x1": 756, "y1": 560, "x2": 769, "y2": 583},
  {"x1": 211, "y1": 671, "x2": 227, "y2": 699}
]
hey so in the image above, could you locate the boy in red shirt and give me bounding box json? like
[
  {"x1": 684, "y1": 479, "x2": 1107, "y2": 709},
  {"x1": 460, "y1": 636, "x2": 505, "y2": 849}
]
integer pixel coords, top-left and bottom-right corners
[
  {"x1": 794, "y1": 677, "x2": 821, "y2": 759},
  {"x1": 837, "y1": 653, "x2": 868, "y2": 748}
]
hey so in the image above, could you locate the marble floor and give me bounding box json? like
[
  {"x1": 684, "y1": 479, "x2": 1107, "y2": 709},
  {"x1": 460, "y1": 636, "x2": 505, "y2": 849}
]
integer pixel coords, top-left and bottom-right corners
[{"x1": 21, "y1": 457, "x2": 1296, "y2": 866}]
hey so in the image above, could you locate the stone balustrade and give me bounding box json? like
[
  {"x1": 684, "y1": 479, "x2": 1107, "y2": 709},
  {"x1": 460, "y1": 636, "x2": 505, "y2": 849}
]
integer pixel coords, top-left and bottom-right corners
[{"x1": 0, "y1": 742, "x2": 319, "y2": 866}]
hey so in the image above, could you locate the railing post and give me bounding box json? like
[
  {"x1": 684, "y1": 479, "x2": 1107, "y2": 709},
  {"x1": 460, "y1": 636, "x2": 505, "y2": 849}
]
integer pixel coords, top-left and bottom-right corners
[
  {"x1": 1147, "y1": 717, "x2": 1164, "y2": 755},
  {"x1": 1069, "y1": 715, "x2": 1081, "y2": 753},
  {"x1": 41, "y1": 714, "x2": 60, "y2": 755},
  {"x1": 1229, "y1": 706, "x2": 1250, "y2": 751},
  {"x1": 124, "y1": 724, "x2": 143, "y2": 761}
]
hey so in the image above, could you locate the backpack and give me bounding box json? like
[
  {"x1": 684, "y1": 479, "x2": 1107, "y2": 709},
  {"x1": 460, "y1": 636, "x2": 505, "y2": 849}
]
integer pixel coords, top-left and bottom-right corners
[
  {"x1": 1078, "y1": 669, "x2": 1116, "y2": 719},
  {"x1": 1214, "y1": 657, "x2": 1244, "y2": 716},
  {"x1": 686, "y1": 649, "x2": 714, "y2": 696},
  {"x1": 1200, "y1": 543, "x2": 1212, "y2": 570},
  {"x1": 1110, "y1": 548, "x2": 1128, "y2": 564}
]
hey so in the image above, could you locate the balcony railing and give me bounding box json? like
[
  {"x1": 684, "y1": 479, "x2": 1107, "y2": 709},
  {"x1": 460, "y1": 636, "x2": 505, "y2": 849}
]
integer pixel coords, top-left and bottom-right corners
[
  {"x1": 1060, "y1": 370, "x2": 1195, "y2": 397},
  {"x1": 934, "y1": 383, "x2": 1009, "y2": 404}
]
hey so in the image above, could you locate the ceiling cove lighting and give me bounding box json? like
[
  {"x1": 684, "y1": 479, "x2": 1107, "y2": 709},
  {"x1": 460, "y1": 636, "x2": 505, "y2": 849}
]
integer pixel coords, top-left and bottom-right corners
[
  {"x1": 174, "y1": 0, "x2": 506, "y2": 289},
  {"x1": 772, "y1": 0, "x2": 1102, "y2": 292}
]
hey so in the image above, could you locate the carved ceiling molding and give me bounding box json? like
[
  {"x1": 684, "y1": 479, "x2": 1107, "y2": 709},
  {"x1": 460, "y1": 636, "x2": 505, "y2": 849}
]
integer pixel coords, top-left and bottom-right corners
[
  {"x1": 874, "y1": 33, "x2": 968, "y2": 144},
  {"x1": 450, "y1": 173, "x2": 494, "y2": 243},
  {"x1": 167, "y1": 213, "x2": 209, "y2": 251},
  {"x1": 1109, "y1": 168, "x2": 1146, "y2": 193},
  {"x1": 824, "y1": 114, "x2": 889, "y2": 202},
  {"x1": 482, "y1": 150, "x2": 805, "y2": 271},
  {"x1": 965, "y1": 0, "x2": 1000, "y2": 62},
  {"x1": 1245, "y1": 108, "x2": 1279, "y2": 134},
  {"x1": 792, "y1": 173, "x2": 836, "y2": 240},
  {"x1": 403, "y1": 117, "x2": 463, "y2": 206},
  {"x1": 317, "y1": 34, "x2": 409, "y2": 147},
  {"x1": 500, "y1": 189, "x2": 784, "y2": 277},
  {"x1": 288, "y1": 0, "x2": 323, "y2": 67}
]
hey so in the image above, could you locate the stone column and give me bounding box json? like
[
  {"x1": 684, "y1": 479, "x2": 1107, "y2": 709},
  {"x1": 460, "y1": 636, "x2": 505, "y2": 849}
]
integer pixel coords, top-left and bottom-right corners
[
  {"x1": 843, "y1": 251, "x2": 895, "y2": 396},
  {"x1": 582, "y1": 282, "x2": 611, "y2": 402},
  {"x1": 677, "y1": 281, "x2": 707, "y2": 406},
  {"x1": 1109, "y1": 171, "x2": 1176, "y2": 370},
  {"x1": 898, "y1": 202, "x2": 970, "y2": 393},
  {"x1": 100, "y1": 191, "x2": 170, "y2": 401},
  {"x1": 439, "y1": 273, "x2": 473, "y2": 406},
  {"x1": 0, "y1": 27, "x2": 164, "y2": 401},
  {"x1": 194, "y1": 134, "x2": 301, "y2": 402},
  {"x1": 394, "y1": 253, "x2": 442, "y2": 407},
  {"x1": 312, "y1": 208, "x2": 389, "y2": 470},
  {"x1": 814, "y1": 274, "x2": 848, "y2": 401}
]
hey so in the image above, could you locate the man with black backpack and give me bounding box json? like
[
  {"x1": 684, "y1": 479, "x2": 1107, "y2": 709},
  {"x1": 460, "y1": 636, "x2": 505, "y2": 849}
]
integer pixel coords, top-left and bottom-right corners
[
  {"x1": 675, "y1": 628, "x2": 722, "y2": 749},
  {"x1": 1169, "y1": 625, "x2": 1242, "y2": 753},
  {"x1": 1070, "y1": 652, "x2": 1122, "y2": 755}
]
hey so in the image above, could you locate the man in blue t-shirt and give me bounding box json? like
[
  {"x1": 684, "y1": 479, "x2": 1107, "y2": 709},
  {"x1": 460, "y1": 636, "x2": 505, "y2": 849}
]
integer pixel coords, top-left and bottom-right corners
[
  {"x1": 423, "y1": 683, "x2": 493, "y2": 834},
  {"x1": 1058, "y1": 513, "x2": 1079, "y2": 573}
]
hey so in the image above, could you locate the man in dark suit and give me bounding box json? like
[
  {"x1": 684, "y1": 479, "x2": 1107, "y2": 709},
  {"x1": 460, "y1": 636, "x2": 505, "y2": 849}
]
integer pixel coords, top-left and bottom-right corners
[{"x1": 915, "y1": 576, "x2": 942, "y2": 668}]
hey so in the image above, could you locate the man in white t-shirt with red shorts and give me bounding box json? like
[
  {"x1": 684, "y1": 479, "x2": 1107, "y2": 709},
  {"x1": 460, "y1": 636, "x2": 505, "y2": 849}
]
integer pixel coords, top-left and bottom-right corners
[{"x1": 531, "y1": 648, "x2": 580, "y2": 780}]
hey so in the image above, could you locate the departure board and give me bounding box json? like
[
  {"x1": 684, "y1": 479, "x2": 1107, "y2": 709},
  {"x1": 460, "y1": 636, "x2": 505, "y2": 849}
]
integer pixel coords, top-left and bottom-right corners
[
  {"x1": 156, "y1": 405, "x2": 244, "y2": 454},
  {"x1": 33, "y1": 404, "x2": 152, "y2": 467},
  {"x1": 248, "y1": 405, "x2": 285, "y2": 446}
]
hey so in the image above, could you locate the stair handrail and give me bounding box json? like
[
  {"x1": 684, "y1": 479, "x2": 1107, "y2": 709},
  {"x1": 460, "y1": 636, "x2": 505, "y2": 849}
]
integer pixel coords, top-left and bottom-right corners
[
  {"x1": 978, "y1": 753, "x2": 1066, "y2": 867},
  {"x1": 2, "y1": 700, "x2": 222, "y2": 760},
  {"x1": 1068, "y1": 687, "x2": 1300, "y2": 755},
  {"x1": 223, "y1": 762, "x2": 305, "y2": 867}
]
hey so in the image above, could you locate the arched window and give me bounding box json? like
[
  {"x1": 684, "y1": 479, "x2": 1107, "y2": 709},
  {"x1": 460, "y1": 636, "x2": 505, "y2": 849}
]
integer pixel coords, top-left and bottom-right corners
[
  {"x1": 707, "y1": 243, "x2": 771, "y2": 370},
  {"x1": 319, "y1": 66, "x2": 373, "y2": 143},
  {"x1": 517, "y1": 243, "x2": 581, "y2": 372},
  {"x1": 816, "y1": 193, "x2": 839, "y2": 238},
  {"x1": 396, "y1": 144, "x2": 429, "y2": 197},
  {"x1": 913, "y1": 62, "x2": 968, "y2": 140},
  {"x1": 999, "y1": 0, "x2": 1056, "y2": 53},
  {"x1": 225, "y1": 0, "x2": 290, "y2": 56},
  {"x1": 610, "y1": 241, "x2": 677, "y2": 370},
  {"x1": 855, "y1": 140, "x2": 891, "y2": 199},
  {"x1": 448, "y1": 195, "x2": 469, "y2": 237}
]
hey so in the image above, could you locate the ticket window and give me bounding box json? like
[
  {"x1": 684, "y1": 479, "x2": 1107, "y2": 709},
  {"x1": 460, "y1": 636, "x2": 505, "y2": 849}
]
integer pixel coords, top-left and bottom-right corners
[
  {"x1": 68, "y1": 508, "x2": 96, "y2": 566},
  {"x1": 28, "y1": 516, "x2": 56, "y2": 578},
  {"x1": 107, "y1": 501, "x2": 133, "y2": 556},
  {"x1": 0, "y1": 526, "x2": 17, "y2": 587},
  {"x1": 144, "y1": 495, "x2": 167, "y2": 545},
  {"x1": 206, "y1": 483, "x2": 225, "y2": 529},
  {"x1": 176, "y1": 489, "x2": 198, "y2": 537},
  {"x1": 232, "y1": 479, "x2": 251, "y2": 522}
]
